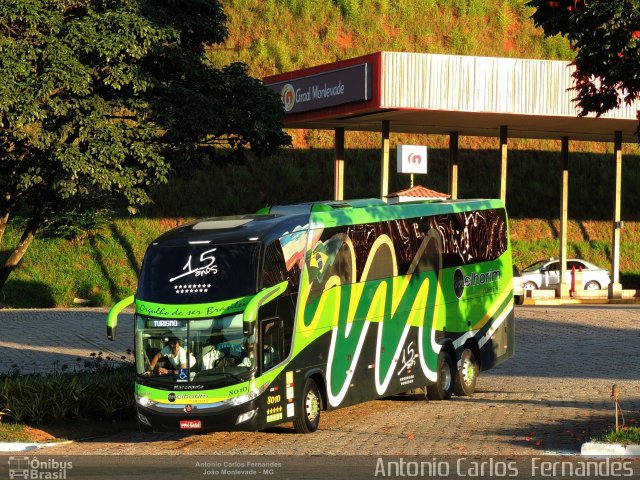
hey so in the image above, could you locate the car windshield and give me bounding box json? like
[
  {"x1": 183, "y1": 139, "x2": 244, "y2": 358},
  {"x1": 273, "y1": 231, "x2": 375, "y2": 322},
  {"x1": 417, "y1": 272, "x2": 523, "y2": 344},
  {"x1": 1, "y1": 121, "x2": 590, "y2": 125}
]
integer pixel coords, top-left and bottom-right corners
[
  {"x1": 135, "y1": 314, "x2": 256, "y2": 387},
  {"x1": 522, "y1": 260, "x2": 549, "y2": 273},
  {"x1": 137, "y1": 243, "x2": 260, "y2": 304}
]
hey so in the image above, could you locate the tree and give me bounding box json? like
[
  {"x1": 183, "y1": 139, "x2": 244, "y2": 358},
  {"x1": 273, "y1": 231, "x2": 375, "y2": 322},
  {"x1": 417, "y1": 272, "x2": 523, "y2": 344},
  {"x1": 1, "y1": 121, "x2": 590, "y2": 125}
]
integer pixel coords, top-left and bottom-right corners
[
  {"x1": 527, "y1": 0, "x2": 640, "y2": 134},
  {"x1": 0, "y1": 0, "x2": 290, "y2": 291}
]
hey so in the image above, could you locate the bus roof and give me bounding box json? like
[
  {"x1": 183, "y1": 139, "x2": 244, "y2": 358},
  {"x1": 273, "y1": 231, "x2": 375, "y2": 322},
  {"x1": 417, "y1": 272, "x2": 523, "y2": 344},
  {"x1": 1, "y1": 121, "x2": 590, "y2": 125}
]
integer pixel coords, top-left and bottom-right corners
[{"x1": 151, "y1": 198, "x2": 505, "y2": 247}]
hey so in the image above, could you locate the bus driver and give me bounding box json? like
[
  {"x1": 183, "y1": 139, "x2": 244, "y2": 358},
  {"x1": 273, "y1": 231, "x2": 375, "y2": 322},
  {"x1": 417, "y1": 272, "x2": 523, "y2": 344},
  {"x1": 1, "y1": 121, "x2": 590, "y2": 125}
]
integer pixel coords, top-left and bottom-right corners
[{"x1": 149, "y1": 336, "x2": 187, "y2": 375}]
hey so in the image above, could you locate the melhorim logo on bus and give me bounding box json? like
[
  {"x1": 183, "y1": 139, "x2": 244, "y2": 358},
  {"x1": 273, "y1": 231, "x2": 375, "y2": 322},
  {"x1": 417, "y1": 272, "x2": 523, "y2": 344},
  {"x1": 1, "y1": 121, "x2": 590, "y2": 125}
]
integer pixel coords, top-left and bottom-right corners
[
  {"x1": 281, "y1": 81, "x2": 346, "y2": 113},
  {"x1": 454, "y1": 268, "x2": 501, "y2": 298}
]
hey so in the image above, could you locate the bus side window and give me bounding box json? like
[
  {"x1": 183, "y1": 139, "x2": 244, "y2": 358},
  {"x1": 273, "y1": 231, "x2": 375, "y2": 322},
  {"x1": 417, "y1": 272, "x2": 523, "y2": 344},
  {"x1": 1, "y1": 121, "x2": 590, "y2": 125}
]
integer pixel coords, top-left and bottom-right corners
[
  {"x1": 261, "y1": 240, "x2": 297, "y2": 360},
  {"x1": 263, "y1": 239, "x2": 300, "y2": 290},
  {"x1": 260, "y1": 317, "x2": 284, "y2": 372}
]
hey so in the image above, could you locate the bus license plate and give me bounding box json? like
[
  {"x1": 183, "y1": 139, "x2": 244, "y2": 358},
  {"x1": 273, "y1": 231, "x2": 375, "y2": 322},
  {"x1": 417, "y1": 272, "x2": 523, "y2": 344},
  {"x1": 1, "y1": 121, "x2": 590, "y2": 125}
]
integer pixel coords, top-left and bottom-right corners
[{"x1": 180, "y1": 420, "x2": 202, "y2": 430}]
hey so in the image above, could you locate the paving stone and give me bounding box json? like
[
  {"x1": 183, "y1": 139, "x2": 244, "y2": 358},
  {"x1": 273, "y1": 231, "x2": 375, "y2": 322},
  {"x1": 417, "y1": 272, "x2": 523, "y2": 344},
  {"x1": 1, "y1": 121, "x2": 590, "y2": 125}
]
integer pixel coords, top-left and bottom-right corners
[{"x1": 1, "y1": 305, "x2": 638, "y2": 455}]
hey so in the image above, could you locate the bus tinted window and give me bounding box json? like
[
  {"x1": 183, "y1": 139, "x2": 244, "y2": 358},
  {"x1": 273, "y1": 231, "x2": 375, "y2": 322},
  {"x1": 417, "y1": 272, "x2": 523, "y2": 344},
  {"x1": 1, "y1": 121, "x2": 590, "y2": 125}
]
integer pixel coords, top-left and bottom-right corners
[
  {"x1": 137, "y1": 243, "x2": 260, "y2": 304},
  {"x1": 306, "y1": 209, "x2": 508, "y2": 287}
]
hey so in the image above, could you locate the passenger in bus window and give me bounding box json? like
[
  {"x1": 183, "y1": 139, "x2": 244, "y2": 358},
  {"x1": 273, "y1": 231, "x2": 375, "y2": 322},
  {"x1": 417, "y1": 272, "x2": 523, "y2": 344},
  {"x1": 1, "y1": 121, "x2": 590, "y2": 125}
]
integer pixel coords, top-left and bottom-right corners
[{"x1": 149, "y1": 336, "x2": 187, "y2": 375}]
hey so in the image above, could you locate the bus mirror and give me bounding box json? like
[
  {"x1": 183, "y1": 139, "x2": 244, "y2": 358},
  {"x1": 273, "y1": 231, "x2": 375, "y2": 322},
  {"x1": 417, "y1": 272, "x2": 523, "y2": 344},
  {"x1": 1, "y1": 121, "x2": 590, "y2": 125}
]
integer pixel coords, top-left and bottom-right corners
[
  {"x1": 243, "y1": 321, "x2": 255, "y2": 337},
  {"x1": 242, "y1": 281, "x2": 288, "y2": 325},
  {"x1": 107, "y1": 295, "x2": 135, "y2": 341}
]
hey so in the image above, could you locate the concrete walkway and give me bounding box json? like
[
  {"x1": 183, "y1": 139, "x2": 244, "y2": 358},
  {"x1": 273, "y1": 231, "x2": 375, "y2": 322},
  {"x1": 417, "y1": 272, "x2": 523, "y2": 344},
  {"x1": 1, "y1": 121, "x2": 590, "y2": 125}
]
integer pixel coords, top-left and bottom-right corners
[{"x1": 0, "y1": 309, "x2": 133, "y2": 375}]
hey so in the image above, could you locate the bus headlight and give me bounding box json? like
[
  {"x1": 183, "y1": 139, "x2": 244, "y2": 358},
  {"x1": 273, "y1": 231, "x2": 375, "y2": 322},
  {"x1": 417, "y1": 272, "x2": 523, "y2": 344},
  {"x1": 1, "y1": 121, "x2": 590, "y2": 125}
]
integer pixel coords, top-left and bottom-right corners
[
  {"x1": 136, "y1": 395, "x2": 157, "y2": 408},
  {"x1": 227, "y1": 390, "x2": 258, "y2": 406},
  {"x1": 225, "y1": 383, "x2": 268, "y2": 407}
]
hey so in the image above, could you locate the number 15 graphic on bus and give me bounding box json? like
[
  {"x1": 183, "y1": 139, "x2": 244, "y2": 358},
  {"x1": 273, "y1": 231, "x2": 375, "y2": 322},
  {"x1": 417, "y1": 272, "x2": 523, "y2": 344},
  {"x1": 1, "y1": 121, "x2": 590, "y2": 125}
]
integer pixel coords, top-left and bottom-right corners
[{"x1": 170, "y1": 248, "x2": 218, "y2": 282}]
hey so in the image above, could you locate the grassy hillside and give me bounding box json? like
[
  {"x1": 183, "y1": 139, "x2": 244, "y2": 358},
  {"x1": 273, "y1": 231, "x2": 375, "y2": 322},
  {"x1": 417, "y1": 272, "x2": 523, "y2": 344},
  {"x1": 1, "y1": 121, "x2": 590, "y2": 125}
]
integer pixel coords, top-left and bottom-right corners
[
  {"x1": 1, "y1": 1, "x2": 638, "y2": 308},
  {"x1": 211, "y1": 0, "x2": 573, "y2": 78},
  {"x1": 2, "y1": 142, "x2": 640, "y2": 308},
  {"x1": 3, "y1": 214, "x2": 639, "y2": 309}
]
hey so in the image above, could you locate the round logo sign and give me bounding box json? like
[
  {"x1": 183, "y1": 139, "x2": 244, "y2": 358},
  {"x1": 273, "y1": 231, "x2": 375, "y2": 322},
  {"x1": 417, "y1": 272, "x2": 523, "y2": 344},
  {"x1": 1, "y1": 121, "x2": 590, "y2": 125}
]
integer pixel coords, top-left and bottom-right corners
[
  {"x1": 281, "y1": 84, "x2": 295, "y2": 112},
  {"x1": 168, "y1": 393, "x2": 176, "y2": 403},
  {"x1": 453, "y1": 268, "x2": 465, "y2": 299},
  {"x1": 408, "y1": 153, "x2": 422, "y2": 165}
]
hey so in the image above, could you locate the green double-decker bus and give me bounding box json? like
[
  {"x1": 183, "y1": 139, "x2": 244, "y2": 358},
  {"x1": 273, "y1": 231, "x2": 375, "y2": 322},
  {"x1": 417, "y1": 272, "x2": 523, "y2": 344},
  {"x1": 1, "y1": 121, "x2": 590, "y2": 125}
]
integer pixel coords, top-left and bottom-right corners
[{"x1": 107, "y1": 198, "x2": 515, "y2": 433}]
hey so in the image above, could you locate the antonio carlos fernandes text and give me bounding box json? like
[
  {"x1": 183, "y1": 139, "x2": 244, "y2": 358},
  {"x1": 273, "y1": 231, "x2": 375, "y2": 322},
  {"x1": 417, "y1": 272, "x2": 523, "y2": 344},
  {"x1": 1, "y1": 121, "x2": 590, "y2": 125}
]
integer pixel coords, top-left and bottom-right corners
[{"x1": 374, "y1": 458, "x2": 635, "y2": 477}]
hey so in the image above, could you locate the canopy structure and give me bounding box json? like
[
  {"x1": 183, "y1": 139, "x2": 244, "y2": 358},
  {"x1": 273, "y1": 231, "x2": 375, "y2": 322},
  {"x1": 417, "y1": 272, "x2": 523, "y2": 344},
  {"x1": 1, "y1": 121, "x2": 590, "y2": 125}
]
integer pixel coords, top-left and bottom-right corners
[{"x1": 264, "y1": 52, "x2": 639, "y2": 299}]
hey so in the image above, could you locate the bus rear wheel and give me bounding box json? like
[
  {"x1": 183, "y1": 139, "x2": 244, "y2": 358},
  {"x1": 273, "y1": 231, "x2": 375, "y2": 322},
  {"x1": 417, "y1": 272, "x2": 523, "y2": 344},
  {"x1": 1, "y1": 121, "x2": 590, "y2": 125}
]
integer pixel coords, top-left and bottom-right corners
[
  {"x1": 427, "y1": 351, "x2": 455, "y2": 400},
  {"x1": 453, "y1": 348, "x2": 478, "y2": 396},
  {"x1": 293, "y1": 378, "x2": 321, "y2": 434}
]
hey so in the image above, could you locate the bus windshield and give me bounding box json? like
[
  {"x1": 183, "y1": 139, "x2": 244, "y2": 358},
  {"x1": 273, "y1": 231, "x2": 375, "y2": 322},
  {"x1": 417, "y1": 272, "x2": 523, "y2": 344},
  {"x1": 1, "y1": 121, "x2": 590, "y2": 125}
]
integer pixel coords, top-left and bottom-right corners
[
  {"x1": 136, "y1": 314, "x2": 256, "y2": 386},
  {"x1": 137, "y1": 243, "x2": 261, "y2": 304}
]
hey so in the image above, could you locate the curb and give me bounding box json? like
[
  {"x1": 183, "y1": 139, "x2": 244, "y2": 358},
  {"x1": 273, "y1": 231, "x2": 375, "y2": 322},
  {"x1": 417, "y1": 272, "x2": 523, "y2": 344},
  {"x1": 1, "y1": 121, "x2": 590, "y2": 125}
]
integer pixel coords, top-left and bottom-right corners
[
  {"x1": 0, "y1": 441, "x2": 72, "y2": 452},
  {"x1": 581, "y1": 442, "x2": 640, "y2": 457},
  {"x1": 522, "y1": 298, "x2": 640, "y2": 306}
]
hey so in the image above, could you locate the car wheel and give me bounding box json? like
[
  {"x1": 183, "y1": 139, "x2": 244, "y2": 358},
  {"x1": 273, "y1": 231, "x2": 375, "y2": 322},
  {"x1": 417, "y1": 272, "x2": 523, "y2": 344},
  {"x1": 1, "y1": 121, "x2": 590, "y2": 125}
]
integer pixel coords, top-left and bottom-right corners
[
  {"x1": 427, "y1": 351, "x2": 455, "y2": 401},
  {"x1": 523, "y1": 281, "x2": 537, "y2": 290},
  {"x1": 453, "y1": 349, "x2": 478, "y2": 397},
  {"x1": 584, "y1": 281, "x2": 601, "y2": 290},
  {"x1": 293, "y1": 378, "x2": 321, "y2": 433}
]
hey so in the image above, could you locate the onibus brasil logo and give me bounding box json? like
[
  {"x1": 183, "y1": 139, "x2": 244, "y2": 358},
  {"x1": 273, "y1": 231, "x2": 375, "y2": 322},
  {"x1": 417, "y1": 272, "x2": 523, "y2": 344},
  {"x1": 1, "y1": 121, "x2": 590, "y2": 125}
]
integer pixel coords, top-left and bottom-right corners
[{"x1": 8, "y1": 456, "x2": 73, "y2": 479}]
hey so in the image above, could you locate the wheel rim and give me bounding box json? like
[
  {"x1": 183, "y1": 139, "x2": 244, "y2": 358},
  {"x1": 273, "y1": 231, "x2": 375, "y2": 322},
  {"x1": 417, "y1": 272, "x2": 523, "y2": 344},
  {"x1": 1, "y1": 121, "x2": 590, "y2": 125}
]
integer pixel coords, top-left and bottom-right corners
[
  {"x1": 305, "y1": 388, "x2": 320, "y2": 423},
  {"x1": 461, "y1": 358, "x2": 475, "y2": 386},
  {"x1": 440, "y1": 362, "x2": 452, "y2": 391},
  {"x1": 586, "y1": 282, "x2": 599, "y2": 290}
]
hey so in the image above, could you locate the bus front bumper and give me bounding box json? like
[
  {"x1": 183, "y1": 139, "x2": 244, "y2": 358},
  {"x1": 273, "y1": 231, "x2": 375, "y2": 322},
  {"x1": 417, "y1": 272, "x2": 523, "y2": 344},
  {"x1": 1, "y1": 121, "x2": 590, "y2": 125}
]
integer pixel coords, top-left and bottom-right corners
[{"x1": 136, "y1": 401, "x2": 262, "y2": 432}]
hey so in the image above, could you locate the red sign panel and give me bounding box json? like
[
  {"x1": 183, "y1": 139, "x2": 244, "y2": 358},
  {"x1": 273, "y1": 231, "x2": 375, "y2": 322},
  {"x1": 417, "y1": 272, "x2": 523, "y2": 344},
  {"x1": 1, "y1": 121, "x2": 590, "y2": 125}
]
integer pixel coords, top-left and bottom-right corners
[{"x1": 266, "y1": 63, "x2": 371, "y2": 115}]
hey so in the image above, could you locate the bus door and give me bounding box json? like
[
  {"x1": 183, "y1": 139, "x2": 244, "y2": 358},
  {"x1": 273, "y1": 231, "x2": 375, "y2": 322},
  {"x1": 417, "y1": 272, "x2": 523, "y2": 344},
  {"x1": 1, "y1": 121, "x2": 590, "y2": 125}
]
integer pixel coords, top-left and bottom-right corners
[
  {"x1": 259, "y1": 316, "x2": 287, "y2": 425},
  {"x1": 260, "y1": 317, "x2": 284, "y2": 372}
]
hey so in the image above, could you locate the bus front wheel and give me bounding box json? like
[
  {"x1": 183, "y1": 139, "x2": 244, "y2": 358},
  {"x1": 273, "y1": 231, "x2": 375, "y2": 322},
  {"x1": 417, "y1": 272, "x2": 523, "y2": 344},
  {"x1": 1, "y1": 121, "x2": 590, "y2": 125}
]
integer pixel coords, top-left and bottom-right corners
[
  {"x1": 427, "y1": 351, "x2": 455, "y2": 400},
  {"x1": 293, "y1": 378, "x2": 321, "y2": 434},
  {"x1": 453, "y1": 348, "x2": 478, "y2": 396}
]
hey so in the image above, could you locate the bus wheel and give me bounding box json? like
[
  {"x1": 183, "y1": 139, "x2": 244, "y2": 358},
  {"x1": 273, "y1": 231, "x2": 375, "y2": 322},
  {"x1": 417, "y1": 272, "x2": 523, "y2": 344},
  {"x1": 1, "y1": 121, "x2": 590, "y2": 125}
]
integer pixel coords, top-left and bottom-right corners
[
  {"x1": 293, "y1": 378, "x2": 321, "y2": 434},
  {"x1": 453, "y1": 348, "x2": 478, "y2": 396},
  {"x1": 427, "y1": 351, "x2": 455, "y2": 400}
]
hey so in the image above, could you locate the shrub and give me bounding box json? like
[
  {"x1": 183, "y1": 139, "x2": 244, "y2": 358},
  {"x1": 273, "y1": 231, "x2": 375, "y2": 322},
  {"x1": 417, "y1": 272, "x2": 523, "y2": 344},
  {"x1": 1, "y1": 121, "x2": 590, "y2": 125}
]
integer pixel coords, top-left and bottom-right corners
[{"x1": 0, "y1": 362, "x2": 135, "y2": 425}]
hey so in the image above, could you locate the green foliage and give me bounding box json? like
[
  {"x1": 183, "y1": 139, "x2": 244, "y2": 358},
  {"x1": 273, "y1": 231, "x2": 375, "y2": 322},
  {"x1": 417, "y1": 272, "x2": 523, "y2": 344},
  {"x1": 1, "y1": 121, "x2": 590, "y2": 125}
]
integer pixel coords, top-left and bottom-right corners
[
  {"x1": 527, "y1": 0, "x2": 640, "y2": 119},
  {"x1": 0, "y1": 0, "x2": 290, "y2": 289},
  {"x1": 333, "y1": 0, "x2": 363, "y2": 24},
  {"x1": 602, "y1": 426, "x2": 640, "y2": 445},
  {"x1": 0, "y1": 423, "x2": 33, "y2": 442},
  {"x1": 466, "y1": 0, "x2": 488, "y2": 18},
  {"x1": 219, "y1": 0, "x2": 573, "y2": 79},
  {"x1": 0, "y1": 363, "x2": 136, "y2": 424}
]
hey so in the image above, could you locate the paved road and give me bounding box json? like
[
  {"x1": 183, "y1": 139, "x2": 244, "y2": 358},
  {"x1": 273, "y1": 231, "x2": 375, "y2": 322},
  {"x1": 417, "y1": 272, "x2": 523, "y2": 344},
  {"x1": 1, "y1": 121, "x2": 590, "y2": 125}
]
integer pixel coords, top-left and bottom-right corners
[
  {"x1": 0, "y1": 308, "x2": 133, "y2": 375},
  {"x1": 1, "y1": 305, "x2": 639, "y2": 456}
]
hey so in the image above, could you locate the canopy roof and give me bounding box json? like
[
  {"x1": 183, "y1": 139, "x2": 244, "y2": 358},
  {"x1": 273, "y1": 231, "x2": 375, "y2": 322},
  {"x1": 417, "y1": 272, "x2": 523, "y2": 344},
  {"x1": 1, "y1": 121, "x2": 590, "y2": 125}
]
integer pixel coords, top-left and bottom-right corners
[{"x1": 264, "y1": 52, "x2": 639, "y2": 143}]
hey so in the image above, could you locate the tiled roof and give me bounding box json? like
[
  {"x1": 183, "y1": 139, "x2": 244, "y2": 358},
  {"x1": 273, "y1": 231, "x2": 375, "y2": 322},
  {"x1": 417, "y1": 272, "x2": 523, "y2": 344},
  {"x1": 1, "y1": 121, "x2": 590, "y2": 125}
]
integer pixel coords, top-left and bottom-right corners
[{"x1": 386, "y1": 185, "x2": 450, "y2": 199}]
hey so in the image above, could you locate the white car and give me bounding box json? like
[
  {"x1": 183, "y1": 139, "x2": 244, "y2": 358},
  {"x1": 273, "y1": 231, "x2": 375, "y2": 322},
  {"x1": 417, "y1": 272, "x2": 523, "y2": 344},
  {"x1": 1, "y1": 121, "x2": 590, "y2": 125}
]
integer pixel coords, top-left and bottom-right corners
[
  {"x1": 512, "y1": 265, "x2": 524, "y2": 305},
  {"x1": 520, "y1": 258, "x2": 611, "y2": 291}
]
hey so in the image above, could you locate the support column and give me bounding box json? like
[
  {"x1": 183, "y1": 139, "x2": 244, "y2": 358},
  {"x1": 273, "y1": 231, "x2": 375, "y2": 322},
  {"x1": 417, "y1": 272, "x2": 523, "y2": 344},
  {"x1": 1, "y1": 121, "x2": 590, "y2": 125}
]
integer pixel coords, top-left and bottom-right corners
[
  {"x1": 449, "y1": 131, "x2": 459, "y2": 200},
  {"x1": 609, "y1": 131, "x2": 623, "y2": 299},
  {"x1": 499, "y1": 126, "x2": 508, "y2": 204},
  {"x1": 558, "y1": 136, "x2": 570, "y2": 298},
  {"x1": 334, "y1": 127, "x2": 345, "y2": 201},
  {"x1": 380, "y1": 120, "x2": 390, "y2": 200}
]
